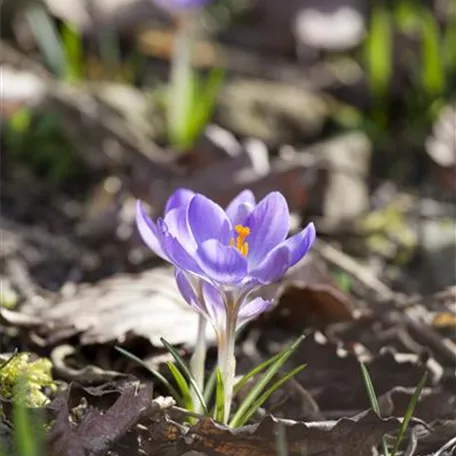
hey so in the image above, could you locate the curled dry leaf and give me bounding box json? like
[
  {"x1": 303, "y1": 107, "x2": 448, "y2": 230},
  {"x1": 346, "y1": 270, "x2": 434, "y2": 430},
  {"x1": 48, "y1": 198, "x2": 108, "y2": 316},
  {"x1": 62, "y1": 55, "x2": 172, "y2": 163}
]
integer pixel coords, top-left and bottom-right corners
[
  {"x1": 47, "y1": 381, "x2": 162, "y2": 456},
  {"x1": 256, "y1": 253, "x2": 355, "y2": 330},
  {"x1": 33, "y1": 267, "x2": 216, "y2": 348},
  {"x1": 378, "y1": 386, "x2": 456, "y2": 422},
  {"x1": 145, "y1": 410, "x2": 399, "y2": 456}
]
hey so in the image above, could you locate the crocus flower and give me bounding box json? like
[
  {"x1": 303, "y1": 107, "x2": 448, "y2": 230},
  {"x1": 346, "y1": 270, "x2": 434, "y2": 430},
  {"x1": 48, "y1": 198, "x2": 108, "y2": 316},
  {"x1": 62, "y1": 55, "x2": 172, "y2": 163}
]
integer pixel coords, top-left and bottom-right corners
[
  {"x1": 152, "y1": 0, "x2": 212, "y2": 12},
  {"x1": 136, "y1": 189, "x2": 316, "y2": 421},
  {"x1": 137, "y1": 189, "x2": 315, "y2": 327}
]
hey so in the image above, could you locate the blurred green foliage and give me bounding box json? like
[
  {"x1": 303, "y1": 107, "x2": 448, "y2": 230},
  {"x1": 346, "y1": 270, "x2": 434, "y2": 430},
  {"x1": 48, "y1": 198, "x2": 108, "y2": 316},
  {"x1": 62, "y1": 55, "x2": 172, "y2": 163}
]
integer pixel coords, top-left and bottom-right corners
[
  {"x1": 166, "y1": 65, "x2": 224, "y2": 152},
  {"x1": 3, "y1": 108, "x2": 79, "y2": 184},
  {"x1": 363, "y1": 0, "x2": 455, "y2": 136}
]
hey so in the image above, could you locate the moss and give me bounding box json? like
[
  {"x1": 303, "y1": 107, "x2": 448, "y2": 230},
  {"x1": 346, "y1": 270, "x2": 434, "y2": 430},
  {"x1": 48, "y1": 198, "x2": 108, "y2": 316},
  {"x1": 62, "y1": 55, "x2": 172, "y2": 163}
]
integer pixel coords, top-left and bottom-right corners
[
  {"x1": 0, "y1": 283, "x2": 18, "y2": 309},
  {"x1": 0, "y1": 353, "x2": 56, "y2": 408}
]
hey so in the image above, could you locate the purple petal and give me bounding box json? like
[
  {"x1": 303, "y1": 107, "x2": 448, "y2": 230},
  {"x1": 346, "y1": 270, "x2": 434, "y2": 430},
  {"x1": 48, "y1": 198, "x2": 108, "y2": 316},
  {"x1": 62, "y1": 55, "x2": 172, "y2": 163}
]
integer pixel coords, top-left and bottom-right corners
[
  {"x1": 196, "y1": 239, "x2": 247, "y2": 284},
  {"x1": 283, "y1": 223, "x2": 316, "y2": 267},
  {"x1": 158, "y1": 220, "x2": 202, "y2": 275},
  {"x1": 188, "y1": 195, "x2": 232, "y2": 245},
  {"x1": 135, "y1": 201, "x2": 168, "y2": 260},
  {"x1": 175, "y1": 269, "x2": 203, "y2": 313},
  {"x1": 226, "y1": 190, "x2": 256, "y2": 226},
  {"x1": 163, "y1": 207, "x2": 196, "y2": 252},
  {"x1": 201, "y1": 281, "x2": 226, "y2": 331},
  {"x1": 237, "y1": 297, "x2": 272, "y2": 326},
  {"x1": 250, "y1": 245, "x2": 290, "y2": 284},
  {"x1": 153, "y1": 0, "x2": 211, "y2": 11},
  {"x1": 165, "y1": 189, "x2": 195, "y2": 214},
  {"x1": 245, "y1": 192, "x2": 290, "y2": 266}
]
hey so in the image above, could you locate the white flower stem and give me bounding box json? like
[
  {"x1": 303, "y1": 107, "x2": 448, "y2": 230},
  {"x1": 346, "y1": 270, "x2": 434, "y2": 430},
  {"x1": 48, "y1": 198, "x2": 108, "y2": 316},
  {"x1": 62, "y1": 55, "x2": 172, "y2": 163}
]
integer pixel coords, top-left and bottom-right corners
[
  {"x1": 169, "y1": 12, "x2": 196, "y2": 149},
  {"x1": 218, "y1": 316, "x2": 237, "y2": 424},
  {"x1": 190, "y1": 312, "x2": 206, "y2": 413}
]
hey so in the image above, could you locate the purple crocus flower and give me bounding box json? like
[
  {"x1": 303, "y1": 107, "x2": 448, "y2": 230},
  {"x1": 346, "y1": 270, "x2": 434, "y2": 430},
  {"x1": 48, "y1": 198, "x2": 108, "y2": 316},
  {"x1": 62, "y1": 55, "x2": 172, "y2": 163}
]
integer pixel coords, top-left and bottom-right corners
[
  {"x1": 152, "y1": 0, "x2": 212, "y2": 11},
  {"x1": 136, "y1": 189, "x2": 316, "y2": 333},
  {"x1": 136, "y1": 189, "x2": 315, "y2": 422}
]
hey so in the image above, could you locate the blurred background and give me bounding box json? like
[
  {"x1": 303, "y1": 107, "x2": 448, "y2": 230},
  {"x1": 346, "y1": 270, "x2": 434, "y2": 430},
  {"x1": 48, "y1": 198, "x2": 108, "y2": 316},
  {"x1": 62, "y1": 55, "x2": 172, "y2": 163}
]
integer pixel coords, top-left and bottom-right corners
[
  {"x1": 1, "y1": 3, "x2": 456, "y2": 452},
  {"x1": 1, "y1": 0, "x2": 455, "y2": 303}
]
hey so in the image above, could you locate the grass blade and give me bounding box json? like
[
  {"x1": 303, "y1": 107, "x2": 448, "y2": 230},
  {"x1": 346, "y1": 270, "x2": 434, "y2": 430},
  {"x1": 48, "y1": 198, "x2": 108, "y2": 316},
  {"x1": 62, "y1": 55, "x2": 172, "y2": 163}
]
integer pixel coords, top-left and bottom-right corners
[
  {"x1": 234, "y1": 365, "x2": 306, "y2": 427},
  {"x1": 160, "y1": 337, "x2": 208, "y2": 414},
  {"x1": 13, "y1": 378, "x2": 43, "y2": 456},
  {"x1": 167, "y1": 361, "x2": 193, "y2": 411},
  {"x1": 214, "y1": 368, "x2": 225, "y2": 422},
  {"x1": 229, "y1": 335, "x2": 305, "y2": 428},
  {"x1": 188, "y1": 67, "x2": 224, "y2": 139},
  {"x1": 442, "y1": 6, "x2": 456, "y2": 73},
  {"x1": 167, "y1": 24, "x2": 195, "y2": 151},
  {"x1": 360, "y1": 362, "x2": 389, "y2": 456},
  {"x1": 114, "y1": 346, "x2": 183, "y2": 405},
  {"x1": 233, "y1": 351, "x2": 283, "y2": 396},
  {"x1": 275, "y1": 422, "x2": 289, "y2": 456},
  {"x1": 364, "y1": 1, "x2": 392, "y2": 99},
  {"x1": 24, "y1": 5, "x2": 66, "y2": 77},
  {"x1": 203, "y1": 365, "x2": 217, "y2": 404},
  {"x1": 419, "y1": 8, "x2": 445, "y2": 96},
  {"x1": 391, "y1": 372, "x2": 428, "y2": 456},
  {"x1": 61, "y1": 21, "x2": 84, "y2": 82},
  {"x1": 360, "y1": 363, "x2": 381, "y2": 414},
  {"x1": 0, "y1": 349, "x2": 19, "y2": 371}
]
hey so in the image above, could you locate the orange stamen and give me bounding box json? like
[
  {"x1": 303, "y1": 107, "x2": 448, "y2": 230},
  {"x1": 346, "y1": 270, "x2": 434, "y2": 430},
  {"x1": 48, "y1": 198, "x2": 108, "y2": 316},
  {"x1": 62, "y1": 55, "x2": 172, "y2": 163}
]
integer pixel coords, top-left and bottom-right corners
[{"x1": 230, "y1": 224, "x2": 250, "y2": 256}]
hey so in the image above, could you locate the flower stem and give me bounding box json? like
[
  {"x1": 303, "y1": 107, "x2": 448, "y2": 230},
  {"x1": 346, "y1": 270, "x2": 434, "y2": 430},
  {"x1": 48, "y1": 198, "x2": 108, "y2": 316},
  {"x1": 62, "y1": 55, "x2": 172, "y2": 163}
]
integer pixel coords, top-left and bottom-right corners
[
  {"x1": 190, "y1": 312, "x2": 206, "y2": 413},
  {"x1": 218, "y1": 316, "x2": 236, "y2": 424},
  {"x1": 168, "y1": 12, "x2": 196, "y2": 150}
]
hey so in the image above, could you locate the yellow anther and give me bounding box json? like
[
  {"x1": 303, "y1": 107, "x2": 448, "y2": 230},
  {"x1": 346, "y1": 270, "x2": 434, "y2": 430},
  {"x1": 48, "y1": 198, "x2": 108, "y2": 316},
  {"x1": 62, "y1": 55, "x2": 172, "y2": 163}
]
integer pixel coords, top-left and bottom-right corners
[{"x1": 230, "y1": 224, "x2": 250, "y2": 256}]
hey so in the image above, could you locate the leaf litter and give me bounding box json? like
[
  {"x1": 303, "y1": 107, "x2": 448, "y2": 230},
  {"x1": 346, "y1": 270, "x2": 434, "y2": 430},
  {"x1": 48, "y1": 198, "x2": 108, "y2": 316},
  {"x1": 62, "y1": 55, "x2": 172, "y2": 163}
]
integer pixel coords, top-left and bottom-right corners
[{"x1": 2, "y1": 5, "x2": 456, "y2": 454}]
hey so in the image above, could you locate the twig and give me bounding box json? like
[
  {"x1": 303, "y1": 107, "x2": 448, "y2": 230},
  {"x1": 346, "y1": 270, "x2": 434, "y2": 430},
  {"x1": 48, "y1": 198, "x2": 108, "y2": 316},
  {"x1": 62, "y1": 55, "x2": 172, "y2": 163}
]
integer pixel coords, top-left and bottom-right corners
[{"x1": 313, "y1": 239, "x2": 396, "y2": 302}]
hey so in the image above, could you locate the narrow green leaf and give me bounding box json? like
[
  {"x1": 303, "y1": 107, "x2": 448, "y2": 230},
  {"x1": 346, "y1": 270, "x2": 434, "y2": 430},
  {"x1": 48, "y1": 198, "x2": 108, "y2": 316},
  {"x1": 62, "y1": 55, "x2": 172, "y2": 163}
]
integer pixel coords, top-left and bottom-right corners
[
  {"x1": 391, "y1": 372, "x2": 428, "y2": 456},
  {"x1": 275, "y1": 422, "x2": 289, "y2": 456},
  {"x1": 360, "y1": 363, "x2": 381, "y2": 414},
  {"x1": 188, "y1": 67, "x2": 224, "y2": 139},
  {"x1": 394, "y1": 0, "x2": 420, "y2": 34},
  {"x1": 229, "y1": 335, "x2": 305, "y2": 428},
  {"x1": 360, "y1": 363, "x2": 389, "y2": 456},
  {"x1": 13, "y1": 378, "x2": 43, "y2": 456},
  {"x1": 234, "y1": 365, "x2": 306, "y2": 427},
  {"x1": 167, "y1": 362, "x2": 193, "y2": 411},
  {"x1": 233, "y1": 351, "x2": 283, "y2": 395},
  {"x1": 364, "y1": 1, "x2": 393, "y2": 99},
  {"x1": 114, "y1": 346, "x2": 183, "y2": 405},
  {"x1": 167, "y1": 28, "x2": 196, "y2": 151},
  {"x1": 420, "y1": 9, "x2": 445, "y2": 95},
  {"x1": 24, "y1": 5, "x2": 66, "y2": 77},
  {"x1": 160, "y1": 337, "x2": 208, "y2": 414},
  {"x1": 61, "y1": 22, "x2": 84, "y2": 82},
  {"x1": 203, "y1": 366, "x2": 217, "y2": 404},
  {"x1": 214, "y1": 368, "x2": 225, "y2": 422},
  {"x1": 0, "y1": 349, "x2": 19, "y2": 371},
  {"x1": 442, "y1": 7, "x2": 456, "y2": 73}
]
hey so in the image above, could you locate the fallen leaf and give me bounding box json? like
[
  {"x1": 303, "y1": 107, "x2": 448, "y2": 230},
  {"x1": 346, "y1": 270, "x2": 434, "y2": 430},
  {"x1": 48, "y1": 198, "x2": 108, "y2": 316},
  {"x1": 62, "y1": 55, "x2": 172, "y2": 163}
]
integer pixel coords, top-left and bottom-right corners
[
  {"x1": 256, "y1": 253, "x2": 355, "y2": 330},
  {"x1": 47, "y1": 381, "x2": 156, "y2": 456},
  {"x1": 33, "y1": 267, "x2": 216, "y2": 348},
  {"x1": 145, "y1": 410, "x2": 399, "y2": 456},
  {"x1": 378, "y1": 386, "x2": 456, "y2": 422},
  {"x1": 432, "y1": 312, "x2": 456, "y2": 328}
]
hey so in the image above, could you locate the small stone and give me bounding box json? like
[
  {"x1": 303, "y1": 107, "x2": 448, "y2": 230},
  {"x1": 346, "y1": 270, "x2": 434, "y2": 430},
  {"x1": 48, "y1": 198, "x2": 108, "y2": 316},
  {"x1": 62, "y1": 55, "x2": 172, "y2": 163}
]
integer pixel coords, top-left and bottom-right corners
[{"x1": 294, "y1": 5, "x2": 366, "y2": 52}]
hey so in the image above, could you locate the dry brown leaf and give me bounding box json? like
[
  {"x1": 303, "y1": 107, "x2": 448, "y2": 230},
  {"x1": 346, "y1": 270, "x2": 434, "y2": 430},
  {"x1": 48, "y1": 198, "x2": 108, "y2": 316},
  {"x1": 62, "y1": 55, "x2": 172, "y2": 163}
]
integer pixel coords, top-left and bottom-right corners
[
  {"x1": 432, "y1": 312, "x2": 456, "y2": 328},
  {"x1": 378, "y1": 386, "x2": 456, "y2": 422},
  {"x1": 256, "y1": 254, "x2": 355, "y2": 330},
  {"x1": 33, "y1": 267, "x2": 216, "y2": 348},
  {"x1": 47, "y1": 381, "x2": 157, "y2": 456},
  {"x1": 145, "y1": 411, "x2": 399, "y2": 456}
]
